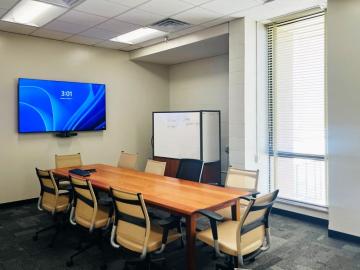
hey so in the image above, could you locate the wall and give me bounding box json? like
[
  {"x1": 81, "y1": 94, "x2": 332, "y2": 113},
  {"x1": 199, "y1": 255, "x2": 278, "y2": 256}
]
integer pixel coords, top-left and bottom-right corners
[
  {"x1": 327, "y1": 0, "x2": 360, "y2": 236},
  {"x1": 169, "y1": 55, "x2": 229, "y2": 173},
  {"x1": 0, "y1": 31, "x2": 169, "y2": 204}
]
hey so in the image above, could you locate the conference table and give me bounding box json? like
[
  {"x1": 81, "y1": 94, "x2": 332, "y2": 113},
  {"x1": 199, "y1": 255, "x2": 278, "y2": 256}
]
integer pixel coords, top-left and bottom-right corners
[{"x1": 52, "y1": 164, "x2": 250, "y2": 270}]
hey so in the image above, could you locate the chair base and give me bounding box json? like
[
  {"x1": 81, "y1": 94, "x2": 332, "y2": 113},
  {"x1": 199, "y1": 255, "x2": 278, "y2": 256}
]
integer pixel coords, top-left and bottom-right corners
[
  {"x1": 33, "y1": 212, "x2": 67, "y2": 247},
  {"x1": 124, "y1": 254, "x2": 167, "y2": 270},
  {"x1": 66, "y1": 230, "x2": 107, "y2": 269}
]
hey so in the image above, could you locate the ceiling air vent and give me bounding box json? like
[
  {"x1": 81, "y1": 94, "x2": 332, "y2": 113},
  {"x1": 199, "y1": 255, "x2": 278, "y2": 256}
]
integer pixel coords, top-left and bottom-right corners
[
  {"x1": 150, "y1": 18, "x2": 190, "y2": 33},
  {"x1": 39, "y1": 0, "x2": 85, "y2": 8}
]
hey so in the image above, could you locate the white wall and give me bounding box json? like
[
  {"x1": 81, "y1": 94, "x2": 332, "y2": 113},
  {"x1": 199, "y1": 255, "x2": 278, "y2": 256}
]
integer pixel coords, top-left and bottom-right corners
[
  {"x1": 169, "y1": 55, "x2": 229, "y2": 173},
  {"x1": 327, "y1": 0, "x2": 360, "y2": 236},
  {"x1": 0, "y1": 31, "x2": 169, "y2": 204}
]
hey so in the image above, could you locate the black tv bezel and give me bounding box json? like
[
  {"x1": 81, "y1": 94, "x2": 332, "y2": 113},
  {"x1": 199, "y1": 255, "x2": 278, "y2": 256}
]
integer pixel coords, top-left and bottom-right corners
[{"x1": 17, "y1": 77, "x2": 107, "y2": 134}]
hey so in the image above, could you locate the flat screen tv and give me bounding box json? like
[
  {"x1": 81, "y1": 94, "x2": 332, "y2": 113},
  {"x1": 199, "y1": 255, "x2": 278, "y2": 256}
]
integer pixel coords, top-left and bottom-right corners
[{"x1": 18, "y1": 78, "x2": 106, "y2": 133}]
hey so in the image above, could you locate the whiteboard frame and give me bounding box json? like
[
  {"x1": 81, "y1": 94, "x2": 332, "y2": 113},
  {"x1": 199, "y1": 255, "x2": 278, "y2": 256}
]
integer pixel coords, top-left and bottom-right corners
[{"x1": 152, "y1": 110, "x2": 221, "y2": 163}]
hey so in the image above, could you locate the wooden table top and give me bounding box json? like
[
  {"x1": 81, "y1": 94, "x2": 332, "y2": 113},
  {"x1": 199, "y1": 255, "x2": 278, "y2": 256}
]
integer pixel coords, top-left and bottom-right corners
[{"x1": 52, "y1": 164, "x2": 250, "y2": 216}]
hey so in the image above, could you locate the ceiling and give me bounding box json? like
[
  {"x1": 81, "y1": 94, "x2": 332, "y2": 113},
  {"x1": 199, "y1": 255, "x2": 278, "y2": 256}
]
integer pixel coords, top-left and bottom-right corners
[{"x1": 0, "y1": 0, "x2": 326, "y2": 51}]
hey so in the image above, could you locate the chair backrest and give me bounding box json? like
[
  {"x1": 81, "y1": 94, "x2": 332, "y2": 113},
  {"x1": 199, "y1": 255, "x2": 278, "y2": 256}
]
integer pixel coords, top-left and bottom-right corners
[
  {"x1": 236, "y1": 190, "x2": 279, "y2": 254},
  {"x1": 176, "y1": 159, "x2": 204, "y2": 182},
  {"x1": 55, "y1": 153, "x2": 82, "y2": 168},
  {"x1": 35, "y1": 168, "x2": 60, "y2": 214},
  {"x1": 110, "y1": 188, "x2": 150, "y2": 258},
  {"x1": 118, "y1": 151, "x2": 138, "y2": 170},
  {"x1": 144, "y1": 159, "x2": 166, "y2": 176},
  {"x1": 225, "y1": 167, "x2": 259, "y2": 192},
  {"x1": 69, "y1": 176, "x2": 98, "y2": 232}
]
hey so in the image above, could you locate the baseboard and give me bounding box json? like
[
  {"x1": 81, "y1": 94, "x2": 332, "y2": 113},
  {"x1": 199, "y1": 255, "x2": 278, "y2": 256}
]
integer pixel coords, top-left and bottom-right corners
[
  {"x1": 272, "y1": 207, "x2": 328, "y2": 227},
  {"x1": 0, "y1": 198, "x2": 38, "y2": 209},
  {"x1": 328, "y1": 230, "x2": 360, "y2": 244}
]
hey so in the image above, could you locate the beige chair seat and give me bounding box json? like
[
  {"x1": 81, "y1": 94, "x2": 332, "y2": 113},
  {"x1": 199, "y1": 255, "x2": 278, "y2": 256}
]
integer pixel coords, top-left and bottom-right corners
[
  {"x1": 76, "y1": 206, "x2": 110, "y2": 229},
  {"x1": 197, "y1": 214, "x2": 265, "y2": 257},
  {"x1": 117, "y1": 224, "x2": 181, "y2": 253},
  {"x1": 42, "y1": 193, "x2": 70, "y2": 213}
]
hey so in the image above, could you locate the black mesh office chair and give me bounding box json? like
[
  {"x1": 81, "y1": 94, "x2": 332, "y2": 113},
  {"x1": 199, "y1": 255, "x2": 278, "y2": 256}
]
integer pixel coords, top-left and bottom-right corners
[{"x1": 176, "y1": 159, "x2": 204, "y2": 182}]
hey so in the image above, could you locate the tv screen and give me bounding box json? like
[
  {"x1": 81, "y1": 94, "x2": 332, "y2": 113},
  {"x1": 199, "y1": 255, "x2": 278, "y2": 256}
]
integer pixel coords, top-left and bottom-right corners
[{"x1": 18, "y1": 78, "x2": 106, "y2": 133}]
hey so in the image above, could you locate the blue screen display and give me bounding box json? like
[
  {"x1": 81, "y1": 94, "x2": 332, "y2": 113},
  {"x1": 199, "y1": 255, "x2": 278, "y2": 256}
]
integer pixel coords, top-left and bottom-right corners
[{"x1": 18, "y1": 78, "x2": 106, "y2": 133}]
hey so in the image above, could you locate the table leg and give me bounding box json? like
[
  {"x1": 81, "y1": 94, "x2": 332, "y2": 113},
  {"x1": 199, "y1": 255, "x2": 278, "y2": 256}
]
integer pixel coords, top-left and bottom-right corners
[
  {"x1": 186, "y1": 214, "x2": 197, "y2": 270},
  {"x1": 231, "y1": 199, "x2": 241, "y2": 221}
]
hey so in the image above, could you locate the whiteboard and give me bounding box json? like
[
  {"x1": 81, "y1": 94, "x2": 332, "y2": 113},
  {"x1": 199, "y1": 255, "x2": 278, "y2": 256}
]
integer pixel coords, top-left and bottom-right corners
[
  {"x1": 202, "y1": 112, "x2": 220, "y2": 162},
  {"x1": 153, "y1": 112, "x2": 201, "y2": 159}
]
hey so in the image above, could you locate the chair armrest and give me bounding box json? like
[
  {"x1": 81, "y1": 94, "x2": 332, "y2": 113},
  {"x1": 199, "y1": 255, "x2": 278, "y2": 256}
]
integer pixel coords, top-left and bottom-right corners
[
  {"x1": 158, "y1": 216, "x2": 181, "y2": 229},
  {"x1": 239, "y1": 195, "x2": 254, "y2": 202},
  {"x1": 157, "y1": 216, "x2": 181, "y2": 246},
  {"x1": 197, "y1": 209, "x2": 223, "y2": 222},
  {"x1": 197, "y1": 209, "x2": 223, "y2": 242},
  {"x1": 207, "y1": 182, "x2": 225, "y2": 187}
]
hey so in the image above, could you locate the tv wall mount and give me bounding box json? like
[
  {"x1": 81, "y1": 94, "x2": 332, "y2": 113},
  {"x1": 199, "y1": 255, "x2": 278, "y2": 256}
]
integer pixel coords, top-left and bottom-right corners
[{"x1": 55, "y1": 132, "x2": 78, "y2": 138}]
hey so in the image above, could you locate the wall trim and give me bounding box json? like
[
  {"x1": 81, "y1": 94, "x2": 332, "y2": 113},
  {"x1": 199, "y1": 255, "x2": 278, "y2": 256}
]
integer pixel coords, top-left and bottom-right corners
[
  {"x1": 328, "y1": 230, "x2": 360, "y2": 244},
  {"x1": 0, "y1": 198, "x2": 38, "y2": 209},
  {"x1": 272, "y1": 207, "x2": 328, "y2": 227}
]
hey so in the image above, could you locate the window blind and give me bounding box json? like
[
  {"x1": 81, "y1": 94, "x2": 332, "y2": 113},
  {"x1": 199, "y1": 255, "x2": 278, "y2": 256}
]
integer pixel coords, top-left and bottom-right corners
[{"x1": 268, "y1": 13, "x2": 326, "y2": 207}]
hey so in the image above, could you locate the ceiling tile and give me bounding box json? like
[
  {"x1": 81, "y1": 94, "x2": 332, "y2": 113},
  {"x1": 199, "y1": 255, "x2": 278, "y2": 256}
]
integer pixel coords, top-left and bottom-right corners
[
  {"x1": 201, "y1": 15, "x2": 231, "y2": 28},
  {"x1": 44, "y1": 20, "x2": 91, "y2": 34},
  {"x1": 31, "y1": 28, "x2": 73, "y2": 40},
  {"x1": 96, "y1": 19, "x2": 139, "y2": 34},
  {"x1": 95, "y1": 40, "x2": 130, "y2": 49},
  {"x1": 80, "y1": 27, "x2": 119, "y2": 39},
  {"x1": 0, "y1": 21, "x2": 36, "y2": 34},
  {"x1": 180, "y1": 0, "x2": 213, "y2": 5},
  {"x1": 172, "y1": 6, "x2": 221, "y2": 25},
  {"x1": 139, "y1": 0, "x2": 194, "y2": 17},
  {"x1": 231, "y1": 0, "x2": 325, "y2": 21},
  {"x1": 56, "y1": 10, "x2": 107, "y2": 27},
  {"x1": 115, "y1": 8, "x2": 165, "y2": 26},
  {"x1": 75, "y1": 0, "x2": 130, "y2": 18},
  {"x1": 201, "y1": 0, "x2": 259, "y2": 15},
  {"x1": 105, "y1": 0, "x2": 150, "y2": 8},
  {"x1": 66, "y1": 35, "x2": 104, "y2": 45},
  {"x1": 0, "y1": 0, "x2": 17, "y2": 9}
]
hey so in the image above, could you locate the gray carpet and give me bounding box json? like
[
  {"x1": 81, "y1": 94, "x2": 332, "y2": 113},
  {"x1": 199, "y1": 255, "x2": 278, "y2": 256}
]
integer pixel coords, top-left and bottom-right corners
[{"x1": 0, "y1": 202, "x2": 360, "y2": 270}]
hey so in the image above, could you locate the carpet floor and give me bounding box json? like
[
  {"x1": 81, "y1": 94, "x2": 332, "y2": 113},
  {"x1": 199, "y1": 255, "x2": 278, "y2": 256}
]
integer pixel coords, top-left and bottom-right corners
[{"x1": 0, "y1": 203, "x2": 360, "y2": 270}]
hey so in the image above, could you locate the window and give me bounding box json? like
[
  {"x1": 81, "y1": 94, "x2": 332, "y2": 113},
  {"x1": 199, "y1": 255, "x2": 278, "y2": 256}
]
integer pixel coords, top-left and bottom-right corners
[{"x1": 268, "y1": 13, "x2": 326, "y2": 207}]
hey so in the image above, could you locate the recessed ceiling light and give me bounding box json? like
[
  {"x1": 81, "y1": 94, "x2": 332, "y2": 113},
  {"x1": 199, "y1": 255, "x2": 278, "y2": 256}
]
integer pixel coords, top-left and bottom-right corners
[
  {"x1": 1, "y1": 0, "x2": 66, "y2": 27},
  {"x1": 110, "y1": 27, "x2": 167, "y2": 45}
]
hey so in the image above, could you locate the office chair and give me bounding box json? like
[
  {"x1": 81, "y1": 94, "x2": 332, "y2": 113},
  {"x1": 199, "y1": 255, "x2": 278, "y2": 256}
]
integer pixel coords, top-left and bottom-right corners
[
  {"x1": 196, "y1": 190, "x2": 279, "y2": 270},
  {"x1": 145, "y1": 159, "x2": 166, "y2": 176},
  {"x1": 176, "y1": 159, "x2": 204, "y2": 182},
  {"x1": 67, "y1": 176, "x2": 112, "y2": 269},
  {"x1": 55, "y1": 153, "x2": 82, "y2": 189},
  {"x1": 33, "y1": 168, "x2": 70, "y2": 247},
  {"x1": 118, "y1": 151, "x2": 138, "y2": 170},
  {"x1": 55, "y1": 153, "x2": 83, "y2": 168},
  {"x1": 109, "y1": 188, "x2": 182, "y2": 269},
  {"x1": 216, "y1": 168, "x2": 259, "y2": 220}
]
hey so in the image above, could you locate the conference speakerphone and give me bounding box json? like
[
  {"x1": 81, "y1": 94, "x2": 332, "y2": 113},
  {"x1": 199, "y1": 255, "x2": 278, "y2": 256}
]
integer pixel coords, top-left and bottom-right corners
[{"x1": 69, "y1": 168, "x2": 96, "y2": 177}]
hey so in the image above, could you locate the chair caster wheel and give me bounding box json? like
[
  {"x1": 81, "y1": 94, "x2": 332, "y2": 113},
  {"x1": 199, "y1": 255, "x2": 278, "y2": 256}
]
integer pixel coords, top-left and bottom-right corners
[
  {"x1": 100, "y1": 264, "x2": 107, "y2": 270},
  {"x1": 66, "y1": 260, "x2": 74, "y2": 267},
  {"x1": 33, "y1": 235, "x2": 38, "y2": 241}
]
